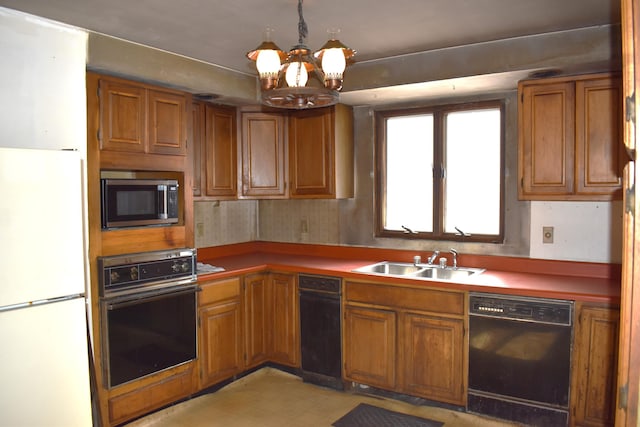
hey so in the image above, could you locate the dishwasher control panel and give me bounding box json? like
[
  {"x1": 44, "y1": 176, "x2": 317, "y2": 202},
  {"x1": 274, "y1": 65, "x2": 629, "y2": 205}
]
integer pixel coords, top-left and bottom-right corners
[{"x1": 469, "y1": 293, "x2": 573, "y2": 326}]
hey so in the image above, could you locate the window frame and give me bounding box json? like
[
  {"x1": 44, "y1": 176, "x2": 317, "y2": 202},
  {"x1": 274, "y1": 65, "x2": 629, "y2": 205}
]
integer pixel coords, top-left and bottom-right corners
[{"x1": 375, "y1": 100, "x2": 505, "y2": 243}]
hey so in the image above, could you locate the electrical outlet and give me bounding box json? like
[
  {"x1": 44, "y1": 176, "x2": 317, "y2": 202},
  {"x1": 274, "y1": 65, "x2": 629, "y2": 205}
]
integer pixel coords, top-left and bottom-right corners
[
  {"x1": 196, "y1": 222, "x2": 204, "y2": 238},
  {"x1": 543, "y1": 226, "x2": 554, "y2": 244},
  {"x1": 300, "y1": 218, "x2": 309, "y2": 242}
]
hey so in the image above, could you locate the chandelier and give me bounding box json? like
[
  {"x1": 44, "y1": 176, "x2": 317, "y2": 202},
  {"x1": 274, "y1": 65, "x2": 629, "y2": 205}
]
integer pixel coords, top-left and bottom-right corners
[{"x1": 246, "y1": 0, "x2": 355, "y2": 109}]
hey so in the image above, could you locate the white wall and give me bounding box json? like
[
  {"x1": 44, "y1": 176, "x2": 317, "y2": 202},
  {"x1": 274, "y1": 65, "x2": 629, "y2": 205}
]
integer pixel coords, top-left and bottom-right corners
[
  {"x1": 0, "y1": 7, "x2": 87, "y2": 153},
  {"x1": 529, "y1": 201, "x2": 623, "y2": 263}
]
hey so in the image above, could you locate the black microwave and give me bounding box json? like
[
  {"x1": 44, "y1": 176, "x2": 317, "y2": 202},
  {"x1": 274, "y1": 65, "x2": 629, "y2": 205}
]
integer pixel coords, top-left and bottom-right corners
[{"x1": 101, "y1": 178, "x2": 179, "y2": 229}]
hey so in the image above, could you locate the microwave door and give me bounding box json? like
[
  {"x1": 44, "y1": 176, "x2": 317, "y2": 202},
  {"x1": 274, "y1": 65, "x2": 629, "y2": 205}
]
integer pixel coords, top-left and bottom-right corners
[{"x1": 101, "y1": 179, "x2": 178, "y2": 228}]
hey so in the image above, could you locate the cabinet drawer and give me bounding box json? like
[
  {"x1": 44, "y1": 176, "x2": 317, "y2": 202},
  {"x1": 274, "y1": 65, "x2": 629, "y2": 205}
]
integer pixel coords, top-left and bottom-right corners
[
  {"x1": 345, "y1": 281, "x2": 464, "y2": 315},
  {"x1": 199, "y1": 277, "x2": 240, "y2": 306},
  {"x1": 108, "y1": 368, "x2": 193, "y2": 424}
]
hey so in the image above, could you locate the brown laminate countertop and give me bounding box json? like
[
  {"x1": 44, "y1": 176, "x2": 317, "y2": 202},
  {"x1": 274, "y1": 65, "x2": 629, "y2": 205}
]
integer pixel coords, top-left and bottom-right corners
[{"x1": 196, "y1": 246, "x2": 620, "y2": 305}]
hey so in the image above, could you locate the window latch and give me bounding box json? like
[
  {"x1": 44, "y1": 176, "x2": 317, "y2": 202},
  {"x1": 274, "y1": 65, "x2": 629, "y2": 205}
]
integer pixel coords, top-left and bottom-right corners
[
  {"x1": 455, "y1": 226, "x2": 471, "y2": 237},
  {"x1": 401, "y1": 225, "x2": 418, "y2": 234}
]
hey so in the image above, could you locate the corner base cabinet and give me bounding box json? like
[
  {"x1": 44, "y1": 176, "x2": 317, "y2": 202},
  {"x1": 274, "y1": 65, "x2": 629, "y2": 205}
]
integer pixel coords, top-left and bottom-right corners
[{"x1": 243, "y1": 272, "x2": 299, "y2": 369}]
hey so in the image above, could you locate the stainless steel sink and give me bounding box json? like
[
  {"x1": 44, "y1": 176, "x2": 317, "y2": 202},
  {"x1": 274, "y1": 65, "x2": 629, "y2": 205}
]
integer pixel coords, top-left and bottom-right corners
[
  {"x1": 354, "y1": 261, "x2": 425, "y2": 276},
  {"x1": 353, "y1": 261, "x2": 484, "y2": 281},
  {"x1": 413, "y1": 266, "x2": 484, "y2": 280}
]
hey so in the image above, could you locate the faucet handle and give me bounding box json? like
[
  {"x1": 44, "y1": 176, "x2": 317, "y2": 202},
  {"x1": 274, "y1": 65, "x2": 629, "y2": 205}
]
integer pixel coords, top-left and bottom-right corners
[
  {"x1": 450, "y1": 248, "x2": 458, "y2": 268},
  {"x1": 426, "y1": 250, "x2": 440, "y2": 264}
]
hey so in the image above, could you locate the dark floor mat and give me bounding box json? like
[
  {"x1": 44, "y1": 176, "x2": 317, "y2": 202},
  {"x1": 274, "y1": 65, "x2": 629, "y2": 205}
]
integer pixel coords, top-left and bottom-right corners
[{"x1": 332, "y1": 403, "x2": 445, "y2": 427}]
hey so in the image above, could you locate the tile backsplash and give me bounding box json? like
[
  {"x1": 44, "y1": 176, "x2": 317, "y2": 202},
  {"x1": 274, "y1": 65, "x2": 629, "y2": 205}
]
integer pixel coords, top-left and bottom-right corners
[
  {"x1": 194, "y1": 200, "x2": 258, "y2": 247},
  {"x1": 194, "y1": 199, "x2": 340, "y2": 248},
  {"x1": 259, "y1": 199, "x2": 340, "y2": 244}
]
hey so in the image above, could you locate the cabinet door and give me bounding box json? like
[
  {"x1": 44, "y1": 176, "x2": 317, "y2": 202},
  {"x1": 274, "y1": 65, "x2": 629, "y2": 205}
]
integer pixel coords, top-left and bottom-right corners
[
  {"x1": 401, "y1": 313, "x2": 465, "y2": 405},
  {"x1": 199, "y1": 300, "x2": 242, "y2": 387},
  {"x1": 289, "y1": 108, "x2": 334, "y2": 197},
  {"x1": 204, "y1": 105, "x2": 237, "y2": 198},
  {"x1": 148, "y1": 89, "x2": 187, "y2": 155},
  {"x1": 241, "y1": 112, "x2": 287, "y2": 198},
  {"x1": 571, "y1": 304, "x2": 619, "y2": 427},
  {"x1": 192, "y1": 102, "x2": 204, "y2": 196},
  {"x1": 343, "y1": 305, "x2": 396, "y2": 390},
  {"x1": 243, "y1": 273, "x2": 270, "y2": 367},
  {"x1": 99, "y1": 79, "x2": 146, "y2": 153},
  {"x1": 269, "y1": 273, "x2": 299, "y2": 366},
  {"x1": 575, "y1": 77, "x2": 624, "y2": 198},
  {"x1": 519, "y1": 81, "x2": 575, "y2": 198}
]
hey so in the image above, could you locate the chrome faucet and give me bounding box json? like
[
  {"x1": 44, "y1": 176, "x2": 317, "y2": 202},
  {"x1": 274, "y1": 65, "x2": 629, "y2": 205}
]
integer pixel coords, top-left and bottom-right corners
[
  {"x1": 426, "y1": 250, "x2": 440, "y2": 265},
  {"x1": 450, "y1": 248, "x2": 458, "y2": 269}
]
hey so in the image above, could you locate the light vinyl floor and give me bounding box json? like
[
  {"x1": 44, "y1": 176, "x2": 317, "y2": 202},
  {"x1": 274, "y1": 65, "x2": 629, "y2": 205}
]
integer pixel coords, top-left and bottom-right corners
[{"x1": 127, "y1": 368, "x2": 520, "y2": 427}]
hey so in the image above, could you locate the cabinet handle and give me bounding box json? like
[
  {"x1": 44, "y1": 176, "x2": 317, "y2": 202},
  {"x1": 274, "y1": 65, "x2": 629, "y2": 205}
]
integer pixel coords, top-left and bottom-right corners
[{"x1": 626, "y1": 93, "x2": 636, "y2": 125}]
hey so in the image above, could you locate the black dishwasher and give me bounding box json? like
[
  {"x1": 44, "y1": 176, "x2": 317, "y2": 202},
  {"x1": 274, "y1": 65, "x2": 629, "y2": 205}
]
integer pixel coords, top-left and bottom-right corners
[
  {"x1": 468, "y1": 292, "x2": 573, "y2": 426},
  {"x1": 299, "y1": 274, "x2": 343, "y2": 390}
]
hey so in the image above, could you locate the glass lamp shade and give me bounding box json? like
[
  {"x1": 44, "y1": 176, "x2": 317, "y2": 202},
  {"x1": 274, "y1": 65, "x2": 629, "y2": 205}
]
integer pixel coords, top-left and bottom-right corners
[
  {"x1": 315, "y1": 38, "x2": 355, "y2": 91},
  {"x1": 285, "y1": 62, "x2": 308, "y2": 87},
  {"x1": 256, "y1": 49, "x2": 281, "y2": 76},
  {"x1": 321, "y1": 48, "x2": 346, "y2": 79},
  {"x1": 247, "y1": 40, "x2": 286, "y2": 90}
]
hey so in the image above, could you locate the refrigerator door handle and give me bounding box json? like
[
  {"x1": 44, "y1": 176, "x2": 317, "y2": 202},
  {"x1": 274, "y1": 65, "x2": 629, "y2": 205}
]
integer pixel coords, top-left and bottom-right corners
[{"x1": 0, "y1": 293, "x2": 85, "y2": 314}]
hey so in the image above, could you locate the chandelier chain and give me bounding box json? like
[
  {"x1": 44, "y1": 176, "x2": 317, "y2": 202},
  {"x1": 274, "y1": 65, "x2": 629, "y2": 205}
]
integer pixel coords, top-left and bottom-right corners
[{"x1": 297, "y1": 0, "x2": 308, "y2": 45}]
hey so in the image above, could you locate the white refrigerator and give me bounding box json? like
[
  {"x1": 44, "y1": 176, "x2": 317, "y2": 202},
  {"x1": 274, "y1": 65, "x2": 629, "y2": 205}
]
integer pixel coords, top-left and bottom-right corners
[{"x1": 0, "y1": 147, "x2": 93, "y2": 426}]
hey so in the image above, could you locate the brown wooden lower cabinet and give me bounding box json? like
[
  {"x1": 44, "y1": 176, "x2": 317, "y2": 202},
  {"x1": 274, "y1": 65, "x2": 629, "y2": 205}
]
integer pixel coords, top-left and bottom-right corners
[
  {"x1": 108, "y1": 365, "x2": 194, "y2": 426},
  {"x1": 243, "y1": 272, "x2": 299, "y2": 369},
  {"x1": 243, "y1": 273, "x2": 271, "y2": 368},
  {"x1": 570, "y1": 302, "x2": 620, "y2": 427},
  {"x1": 401, "y1": 313, "x2": 465, "y2": 404},
  {"x1": 269, "y1": 272, "x2": 300, "y2": 366},
  {"x1": 343, "y1": 280, "x2": 466, "y2": 406},
  {"x1": 198, "y1": 277, "x2": 243, "y2": 388},
  {"x1": 344, "y1": 305, "x2": 397, "y2": 389}
]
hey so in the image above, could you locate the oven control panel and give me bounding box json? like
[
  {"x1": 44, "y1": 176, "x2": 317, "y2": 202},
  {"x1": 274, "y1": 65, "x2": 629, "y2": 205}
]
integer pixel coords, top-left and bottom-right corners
[
  {"x1": 469, "y1": 293, "x2": 573, "y2": 326},
  {"x1": 99, "y1": 248, "x2": 196, "y2": 296}
]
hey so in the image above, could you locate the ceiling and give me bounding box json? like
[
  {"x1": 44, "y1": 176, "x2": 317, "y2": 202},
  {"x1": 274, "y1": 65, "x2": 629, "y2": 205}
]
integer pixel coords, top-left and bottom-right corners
[{"x1": 0, "y1": 0, "x2": 621, "y2": 105}]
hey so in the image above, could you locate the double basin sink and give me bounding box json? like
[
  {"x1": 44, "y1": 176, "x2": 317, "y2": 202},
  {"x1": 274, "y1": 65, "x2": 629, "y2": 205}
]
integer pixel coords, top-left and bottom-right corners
[{"x1": 353, "y1": 261, "x2": 484, "y2": 281}]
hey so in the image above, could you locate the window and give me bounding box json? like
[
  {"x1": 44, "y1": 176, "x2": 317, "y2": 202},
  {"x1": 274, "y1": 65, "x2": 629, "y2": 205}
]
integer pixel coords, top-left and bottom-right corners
[{"x1": 376, "y1": 101, "x2": 504, "y2": 242}]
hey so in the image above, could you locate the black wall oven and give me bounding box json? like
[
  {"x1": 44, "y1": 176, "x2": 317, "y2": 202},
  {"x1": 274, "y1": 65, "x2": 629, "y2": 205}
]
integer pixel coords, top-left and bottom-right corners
[
  {"x1": 99, "y1": 248, "x2": 198, "y2": 388},
  {"x1": 468, "y1": 293, "x2": 573, "y2": 426}
]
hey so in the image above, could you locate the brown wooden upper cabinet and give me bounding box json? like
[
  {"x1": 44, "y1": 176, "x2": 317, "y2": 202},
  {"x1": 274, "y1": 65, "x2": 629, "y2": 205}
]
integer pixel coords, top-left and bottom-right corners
[
  {"x1": 239, "y1": 105, "x2": 354, "y2": 199},
  {"x1": 98, "y1": 76, "x2": 188, "y2": 156},
  {"x1": 240, "y1": 110, "x2": 287, "y2": 199},
  {"x1": 289, "y1": 104, "x2": 354, "y2": 198},
  {"x1": 192, "y1": 101, "x2": 237, "y2": 199},
  {"x1": 518, "y1": 73, "x2": 624, "y2": 200}
]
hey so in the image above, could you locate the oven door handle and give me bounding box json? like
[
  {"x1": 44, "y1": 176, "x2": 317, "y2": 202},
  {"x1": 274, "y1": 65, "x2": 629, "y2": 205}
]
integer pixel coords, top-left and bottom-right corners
[{"x1": 104, "y1": 285, "x2": 200, "y2": 310}]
